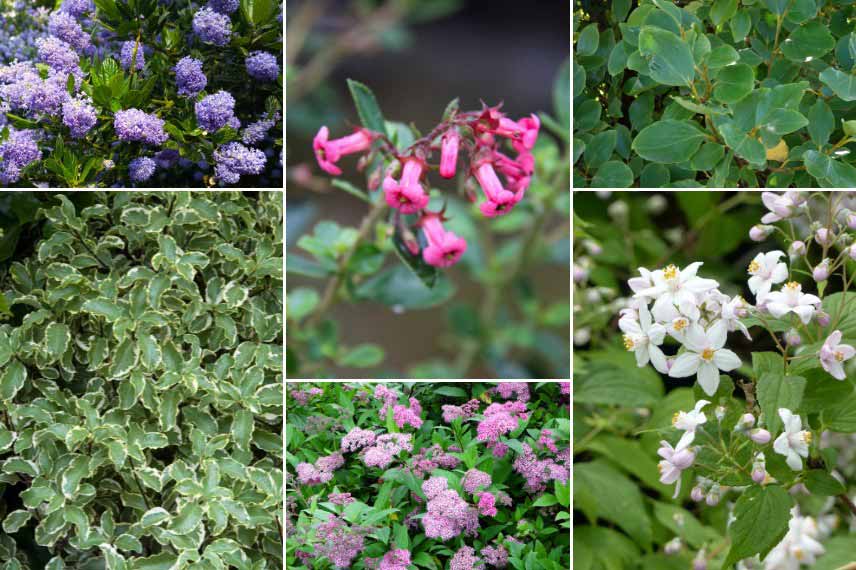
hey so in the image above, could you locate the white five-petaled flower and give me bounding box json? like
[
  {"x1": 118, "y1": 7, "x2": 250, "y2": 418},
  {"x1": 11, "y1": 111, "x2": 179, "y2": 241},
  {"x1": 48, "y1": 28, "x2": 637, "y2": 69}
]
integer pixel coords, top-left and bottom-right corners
[
  {"x1": 819, "y1": 330, "x2": 855, "y2": 381},
  {"x1": 628, "y1": 267, "x2": 655, "y2": 299},
  {"x1": 636, "y1": 262, "x2": 719, "y2": 322},
  {"x1": 720, "y1": 296, "x2": 752, "y2": 341},
  {"x1": 773, "y1": 408, "x2": 811, "y2": 471},
  {"x1": 657, "y1": 438, "x2": 696, "y2": 498},
  {"x1": 763, "y1": 508, "x2": 825, "y2": 569},
  {"x1": 760, "y1": 191, "x2": 806, "y2": 224},
  {"x1": 673, "y1": 399, "x2": 710, "y2": 448},
  {"x1": 619, "y1": 304, "x2": 668, "y2": 374},
  {"x1": 668, "y1": 321, "x2": 742, "y2": 396},
  {"x1": 747, "y1": 251, "x2": 788, "y2": 302},
  {"x1": 764, "y1": 282, "x2": 821, "y2": 324}
]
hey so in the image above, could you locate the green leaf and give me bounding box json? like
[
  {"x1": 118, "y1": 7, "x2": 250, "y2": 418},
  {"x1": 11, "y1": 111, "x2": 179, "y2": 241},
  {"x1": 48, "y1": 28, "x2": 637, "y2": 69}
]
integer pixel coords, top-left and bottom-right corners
[
  {"x1": 391, "y1": 222, "x2": 438, "y2": 290},
  {"x1": 584, "y1": 130, "x2": 617, "y2": 169},
  {"x1": 577, "y1": 24, "x2": 600, "y2": 56},
  {"x1": 713, "y1": 64, "x2": 755, "y2": 104},
  {"x1": 804, "y1": 470, "x2": 846, "y2": 496},
  {"x1": 355, "y1": 265, "x2": 454, "y2": 310},
  {"x1": 823, "y1": 399, "x2": 856, "y2": 432},
  {"x1": 723, "y1": 485, "x2": 793, "y2": 568},
  {"x1": 169, "y1": 503, "x2": 203, "y2": 535},
  {"x1": 718, "y1": 122, "x2": 766, "y2": 166},
  {"x1": 730, "y1": 11, "x2": 751, "y2": 41},
  {"x1": 781, "y1": 21, "x2": 834, "y2": 61},
  {"x1": 140, "y1": 508, "x2": 170, "y2": 528},
  {"x1": 82, "y1": 298, "x2": 124, "y2": 321},
  {"x1": 819, "y1": 67, "x2": 856, "y2": 101},
  {"x1": 762, "y1": 0, "x2": 789, "y2": 14},
  {"x1": 757, "y1": 373, "x2": 806, "y2": 433},
  {"x1": 109, "y1": 339, "x2": 138, "y2": 379},
  {"x1": 807, "y1": 99, "x2": 834, "y2": 146},
  {"x1": 706, "y1": 44, "x2": 740, "y2": 68},
  {"x1": 764, "y1": 109, "x2": 809, "y2": 135},
  {"x1": 346, "y1": 79, "x2": 386, "y2": 133},
  {"x1": 287, "y1": 288, "x2": 319, "y2": 322},
  {"x1": 138, "y1": 334, "x2": 161, "y2": 371},
  {"x1": 555, "y1": 480, "x2": 570, "y2": 508},
  {"x1": 554, "y1": 59, "x2": 570, "y2": 129},
  {"x1": 637, "y1": 27, "x2": 696, "y2": 86},
  {"x1": 0, "y1": 360, "x2": 27, "y2": 401},
  {"x1": 44, "y1": 322, "x2": 70, "y2": 360},
  {"x1": 231, "y1": 409, "x2": 254, "y2": 451},
  {"x1": 532, "y1": 493, "x2": 558, "y2": 507},
  {"x1": 2, "y1": 510, "x2": 31, "y2": 533},
  {"x1": 590, "y1": 160, "x2": 634, "y2": 187},
  {"x1": 710, "y1": 0, "x2": 737, "y2": 26},
  {"x1": 632, "y1": 120, "x2": 707, "y2": 163},
  {"x1": 434, "y1": 386, "x2": 467, "y2": 398},
  {"x1": 689, "y1": 142, "x2": 724, "y2": 171},
  {"x1": 339, "y1": 344, "x2": 384, "y2": 368}
]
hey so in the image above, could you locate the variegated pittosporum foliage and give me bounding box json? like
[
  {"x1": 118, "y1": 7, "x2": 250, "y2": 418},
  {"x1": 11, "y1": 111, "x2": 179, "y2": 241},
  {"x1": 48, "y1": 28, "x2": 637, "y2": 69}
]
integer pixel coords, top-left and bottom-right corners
[
  {"x1": 574, "y1": 0, "x2": 856, "y2": 188},
  {"x1": 0, "y1": 192, "x2": 283, "y2": 570}
]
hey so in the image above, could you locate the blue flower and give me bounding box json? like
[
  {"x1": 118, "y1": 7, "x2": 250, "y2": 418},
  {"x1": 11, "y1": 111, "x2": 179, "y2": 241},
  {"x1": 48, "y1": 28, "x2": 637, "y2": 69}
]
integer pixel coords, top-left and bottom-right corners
[
  {"x1": 192, "y1": 7, "x2": 231, "y2": 47},
  {"x1": 245, "y1": 51, "x2": 279, "y2": 82},
  {"x1": 174, "y1": 56, "x2": 207, "y2": 97}
]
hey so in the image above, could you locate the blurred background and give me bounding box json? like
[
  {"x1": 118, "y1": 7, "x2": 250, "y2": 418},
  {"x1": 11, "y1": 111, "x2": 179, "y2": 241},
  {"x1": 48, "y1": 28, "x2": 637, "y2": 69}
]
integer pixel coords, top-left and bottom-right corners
[{"x1": 287, "y1": 0, "x2": 570, "y2": 378}]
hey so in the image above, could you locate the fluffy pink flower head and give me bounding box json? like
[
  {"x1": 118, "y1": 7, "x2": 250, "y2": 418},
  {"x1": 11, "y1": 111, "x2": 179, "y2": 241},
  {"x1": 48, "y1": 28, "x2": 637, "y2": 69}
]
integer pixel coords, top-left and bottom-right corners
[
  {"x1": 476, "y1": 401, "x2": 528, "y2": 443},
  {"x1": 363, "y1": 433, "x2": 413, "y2": 469},
  {"x1": 474, "y1": 161, "x2": 518, "y2": 217},
  {"x1": 450, "y1": 546, "x2": 481, "y2": 570},
  {"x1": 315, "y1": 516, "x2": 366, "y2": 567},
  {"x1": 374, "y1": 384, "x2": 400, "y2": 417},
  {"x1": 560, "y1": 382, "x2": 571, "y2": 396},
  {"x1": 442, "y1": 399, "x2": 480, "y2": 423},
  {"x1": 296, "y1": 462, "x2": 331, "y2": 485},
  {"x1": 538, "y1": 429, "x2": 558, "y2": 454},
  {"x1": 819, "y1": 330, "x2": 855, "y2": 380},
  {"x1": 494, "y1": 382, "x2": 530, "y2": 402},
  {"x1": 393, "y1": 397, "x2": 423, "y2": 429},
  {"x1": 379, "y1": 549, "x2": 411, "y2": 570},
  {"x1": 383, "y1": 157, "x2": 430, "y2": 214},
  {"x1": 422, "y1": 486, "x2": 476, "y2": 541},
  {"x1": 440, "y1": 129, "x2": 460, "y2": 178},
  {"x1": 328, "y1": 492, "x2": 355, "y2": 505},
  {"x1": 476, "y1": 492, "x2": 497, "y2": 516},
  {"x1": 512, "y1": 443, "x2": 569, "y2": 493},
  {"x1": 422, "y1": 476, "x2": 449, "y2": 499},
  {"x1": 313, "y1": 126, "x2": 373, "y2": 176},
  {"x1": 341, "y1": 427, "x2": 377, "y2": 453},
  {"x1": 419, "y1": 210, "x2": 467, "y2": 268},
  {"x1": 462, "y1": 468, "x2": 492, "y2": 494},
  {"x1": 481, "y1": 545, "x2": 509, "y2": 568}
]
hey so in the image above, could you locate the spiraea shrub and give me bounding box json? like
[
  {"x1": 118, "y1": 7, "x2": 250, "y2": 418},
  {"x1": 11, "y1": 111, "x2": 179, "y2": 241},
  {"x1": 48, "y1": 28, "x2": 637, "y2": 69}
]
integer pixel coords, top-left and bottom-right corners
[
  {"x1": 0, "y1": 192, "x2": 283, "y2": 569},
  {"x1": 573, "y1": 0, "x2": 856, "y2": 188}
]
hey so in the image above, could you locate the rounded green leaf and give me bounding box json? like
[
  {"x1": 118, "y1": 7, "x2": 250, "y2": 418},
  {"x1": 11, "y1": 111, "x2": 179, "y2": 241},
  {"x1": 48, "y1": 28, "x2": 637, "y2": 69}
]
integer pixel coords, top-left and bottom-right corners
[
  {"x1": 169, "y1": 503, "x2": 203, "y2": 535},
  {"x1": 638, "y1": 26, "x2": 696, "y2": 86},
  {"x1": 710, "y1": 0, "x2": 737, "y2": 26},
  {"x1": 713, "y1": 64, "x2": 755, "y2": 104},
  {"x1": 706, "y1": 44, "x2": 739, "y2": 68},
  {"x1": 689, "y1": 141, "x2": 725, "y2": 171},
  {"x1": 2, "y1": 509, "x2": 31, "y2": 533},
  {"x1": 0, "y1": 360, "x2": 27, "y2": 401},
  {"x1": 590, "y1": 161, "x2": 634, "y2": 187},
  {"x1": 819, "y1": 67, "x2": 856, "y2": 101},
  {"x1": 141, "y1": 507, "x2": 170, "y2": 528},
  {"x1": 577, "y1": 24, "x2": 600, "y2": 56},
  {"x1": 138, "y1": 334, "x2": 162, "y2": 371},
  {"x1": 44, "y1": 322, "x2": 70, "y2": 360},
  {"x1": 729, "y1": 11, "x2": 751, "y2": 42},
  {"x1": 631, "y1": 119, "x2": 707, "y2": 163},
  {"x1": 584, "y1": 130, "x2": 618, "y2": 169},
  {"x1": 781, "y1": 21, "x2": 834, "y2": 62},
  {"x1": 339, "y1": 344, "x2": 385, "y2": 368}
]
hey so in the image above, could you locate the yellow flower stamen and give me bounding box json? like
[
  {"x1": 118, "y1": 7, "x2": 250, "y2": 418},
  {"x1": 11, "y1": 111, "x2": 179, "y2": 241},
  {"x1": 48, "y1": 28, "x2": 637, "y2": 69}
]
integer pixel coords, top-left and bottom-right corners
[
  {"x1": 747, "y1": 260, "x2": 760, "y2": 273},
  {"x1": 701, "y1": 348, "x2": 715, "y2": 361},
  {"x1": 804, "y1": 432, "x2": 812, "y2": 444},
  {"x1": 663, "y1": 264, "x2": 678, "y2": 280},
  {"x1": 673, "y1": 319, "x2": 688, "y2": 331},
  {"x1": 623, "y1": 335, "x2": 635, "y2": 351},
  {"x1": 672, "y1": 412, "x2": 680, "y2": 425},
  {"x1": 835, "y1": 351, "x2": 845, "y2": 362},
  {"x1": 785, "y1": 281, "x2": 800, "y2": 290}
]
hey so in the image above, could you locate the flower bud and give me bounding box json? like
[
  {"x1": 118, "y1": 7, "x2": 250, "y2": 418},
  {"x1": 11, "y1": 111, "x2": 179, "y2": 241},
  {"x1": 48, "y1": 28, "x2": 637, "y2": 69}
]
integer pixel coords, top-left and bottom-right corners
[
  {"x1": 816, "y1": 310, "x2": 831, "y2": 327},
  {"x1": 705, "y1": 492, "x2": 720, "y2": 507},
  {"x1": 848, "y1": 212, "x2": 856, "y2": 231},
  {"x1": 573, "y1": 263, "x2": 589, "y2": 283},
  {"x1": 789, "y1": 240, "x2": 806, "y2": 258},
  {"x1": 815, "y1": 227, "x2": 834, "y2": 246},
  {"x1": 785, "y1": 328, "x2": 802, "y2": 347},
  {"x1": 752, "y1": 468, "x2": 766, "y2": 484},
  {"x1": 690, "y1": 486, "x2": 705, "y2": 502},
  {"x1": 813, "y1": 259, "x2": 830, "y2": 282},
  {"x1": 715, "y1": 406, "x2": 726, "y2": 422},
  {"x1": 573, "y1": 328, "x2": 591, "y2": 346},
  {"x1": 843, "y1": 119, "x2": 856, "y2": 137},
  {"x1": 749, "y1": 224, "x2": 774, "y2": 242},
  {"x1": 739, "y1": 413, "x2": 756, "y2": 429},
  {"x1": 583, "y1": 240, "x2": 602, "y2": 256},
  {"x1": 608, "y1": 200, "x2": 629, "y2": 222},
  {"x1": 693, "y1": 556, "x2": 708, "y2": 570},
  {"x1": 849, "y1": 244, "x2": 856, "y2": 261},
  {"x1": 750, "y1": 428, "x2": 771, "y2": 444},
  {"x1": 585, "y1": 289, "x2": 601, "y2": 303},
  {"x1": 647, "y1": 194, "x2": 668, "y2": 215},
  {"x1": 664, "y1": 538, "x2": 682, "y2": 555}
]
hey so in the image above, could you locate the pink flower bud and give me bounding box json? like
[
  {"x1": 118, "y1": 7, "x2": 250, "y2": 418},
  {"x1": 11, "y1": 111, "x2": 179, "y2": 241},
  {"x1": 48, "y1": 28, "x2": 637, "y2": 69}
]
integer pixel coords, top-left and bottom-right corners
[
  {"x1": 815, "y1": 227, "x2": 834, "y2": 246},
  {"x1": 752, "y1": 468, "x2": 766, "y2": 484},
  {"x1": 664, "y1": 539, "x2": 682, "y2": 555},
  {"x1": 573, "y1": 264, "x2": 588, "y2": 283},
  {"x1": 705, "y1": 493, "x2": 720, "y2": 507},
  {"x1": 740, "y1": 413, "x2": 756, "y2": 429},
  {"x1": 690, "y1": 486, "x2": 704, "y2": 502},
  {"x1": 749, "y1": 225, "x2": 773, "y2": 242},
  {"x1": 849, "y1": 244, "x2": 856, "y2": 261},
  {"x1": 848, "y1": 212, "x2": 856, "y2": 230},
  {"x1": 813, "y1": 259, "x2": 830, "y2": 282},
  {"x1": 817, "y1": 311, "x2": 831, "y2": 327},
  {"x1": 693, "y1": 558, "x2": 708, "y2": 570},
  {"x1": 789, "y1": 240, "x2": 806, "y2": 258},
  {"x1": 583, "y1": 240, "x2": 602, "y2": 255},
  {"x1": 785, "y1": 328, "x2": 802, "y2": 347},
  {"x1": 750, "y1": 429, "x2": 771, "y2": 444},
  {"x1": 439, "y1": 129, "x2": 460, "y2": 179}
]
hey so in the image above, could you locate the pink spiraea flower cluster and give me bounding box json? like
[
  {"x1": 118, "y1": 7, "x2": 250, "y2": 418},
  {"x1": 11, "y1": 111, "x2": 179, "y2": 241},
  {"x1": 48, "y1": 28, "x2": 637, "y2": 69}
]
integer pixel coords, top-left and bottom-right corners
[
  {"x1": 476, "y1": 492, "x2": 498, "y2": 516},
  {"x1": 341, "y1": 427, "x2": 377, "y2": 453},
  {"x1": 538, "y1": 429, "x2": 558, "y2": 454},
  {"x1": 421, "y1": 476, "x2": 479, "y2": 541},
  {"x1": 312, "y1": 103, "x2": 540, "y2": 268},
  {"x1": 481, "y1": 545, "x2": 509, "y2": 568},
  {"x1": 476, "y1": 401, "x2": 529, "y2": 455},
  {"x1": 363, "y1": 433, "x2": 413, "y2": 469},
  {"x1": 288, "y1": 385, "x2": 324, "y2": 405},
  {"x1": 314, "y1": 516, "x2": 368, "y2": 567},
  {"x1": 379, "y1": 549, "x2": 412, "y2": 570},
  {"x1": 327, "y1": 492, "x2": 355, "y2": 505},
  {"x1": 393, "y1": 397, "x2": 423, "y2": 429},
  {"x1": 512, "y1": 443, "x2": 569, "y2": 493},
  {"x1": 560, "y1": 381, "x2": 571, "y2": 396},
  {"x1": 442, "y1": 398, "x2": 481, "y2": 423},
  {"x1": 462, "y1": 468, "x2": 492, "y2": 494},
  {"x1": 408, "y1": 444, "x2": 461, "y2": 478},
  {"x1": 295, "y1": 451, "x2": 344, "y2": 486},
  {"x1": 450, "y1": 546, "x2": 481, "y2": 570},
  {"x1": 493, "y1": 382, "x2": 530, "y2": 402},
  {"x1": 374, "y1": 384, "x2": 400, "y2": 417}
]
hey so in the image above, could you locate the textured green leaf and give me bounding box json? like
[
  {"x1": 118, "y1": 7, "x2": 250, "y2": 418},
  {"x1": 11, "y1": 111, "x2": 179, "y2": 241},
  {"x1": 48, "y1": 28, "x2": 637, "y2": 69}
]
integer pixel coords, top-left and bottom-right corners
[
  {"x1": 44, "y1": 322, "x2": 70, "y2": 359},
  {"x1": 231, "y1": 409, "x2": 254, "y2": 451},
  {"x1": 346, "y1": 79, "x2": 386, "y2": 133},
  {"x1": 2, "y1": 510, "x2": 31, "y2": 533},
  {"x1": 807, "y1": 99, "x2": 834, "y2": 146},
  {"x1": 577, "y1": 24, "x2": 600, "y2": 56},
  {"x1": 781, "y1": 21, "x2": 834, "y2": 61},
  {"x1": 723, "y1": 486, "x2": 793, "y2": 567},
  {"x1": 138, "y1": 334, "x2": 162, "y2": 371},
  {"x1": 590, "y1": 161, "x2": 634, "y2": 187},
  {"x1": 141, "y1": 508, "x2": 170, "y2": 527},
  {"x1": 819, "y1": 67, "x2": 856, "y2": 101},
  {"x1": 109, "y1": 339, "x2": 138, "y2": 379},
  {"x1": 169, "y1": 502, "x2": 203, "y2": 535},
  {"x1": 710, "y1": 0, "x2": 737, "y2": 26},
  {"x1": 0, "y1": 360, "x2": 27, "y2": 401},
  {"x1": 638, "y1": 26, "x2": 696, "y2": 86},
  {"x1": 756, "y1": 373, "x2": 806, "y2": 433},
  {"x1": 632, "y1": 120, "x2": 707, "y2": 163},
  {"x1": 713, "y1": 64, "x2": 755, "y2": 104},
  {"x1": 82, "y1": 298, "x2": 124, "y2": 321}
]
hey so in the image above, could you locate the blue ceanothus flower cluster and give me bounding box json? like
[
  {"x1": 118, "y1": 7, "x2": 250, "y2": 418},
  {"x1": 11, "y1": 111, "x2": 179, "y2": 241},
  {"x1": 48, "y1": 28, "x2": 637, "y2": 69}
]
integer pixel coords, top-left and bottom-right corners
[{"x1": 0, "y1": 0, "x2": 282, "y2": 186}]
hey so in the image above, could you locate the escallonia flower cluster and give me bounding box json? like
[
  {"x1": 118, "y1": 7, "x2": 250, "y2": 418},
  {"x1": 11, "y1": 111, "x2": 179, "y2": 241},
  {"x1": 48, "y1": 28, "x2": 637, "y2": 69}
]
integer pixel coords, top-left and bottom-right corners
[{"x1": 312, "y1": 103, "x2": 540, "y2": 268}]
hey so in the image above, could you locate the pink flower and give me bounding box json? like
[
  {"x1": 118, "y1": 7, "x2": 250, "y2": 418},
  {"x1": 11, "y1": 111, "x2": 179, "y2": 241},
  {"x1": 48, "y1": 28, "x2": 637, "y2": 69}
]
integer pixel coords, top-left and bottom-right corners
[
  {"x1": 819, "y1": 330, "x2": 855, "y2": 380},
  {"x1": 422, "y1": 476, "x2": 448, "y2": 499},
  {"x1": 383, "y1": 157, "x2": 430, "y2": 214},
  {"x1": 362, "y1": 433, "x2": 413, "y2": 469},
  {"x1": 328, "y1": 492, "x2": 355, "y2": 505},
  {"x1": 494, "y1": 382, "x2": 530, "y2": 402},
  {"x1": 514, "y1": 114, "x2": 540, "y2": 151},
  {"x1": 420, "y1": 212, "x2": 467, "y2": 268},
  {"x1": 374, "y1": 384, "x2": 400, "y2": 417},
  {"x1": 313, "y1": 126, "x2": 373, "y2": 176},
  {"x1": 481, "y1": 545, "x2": 509, "y2": 568},
  {"x1": 442, "y1": 399, "x2": 480, "y2": 423},
  {"x1": 422, "y1": 488, "x2": 476, "y2": 541},
  {"x1": 560, "y1": 382, "x2": 570, "y2": 396},
  {"x1": 474, "y1": 161, "x2": 518, "y2": 217},
  {"x1": 379, "y1": 549, "x2": 411, "y2": 570},
  {"x1": 439, "y1": 129, "x2": 460, "y2": 178},
  {"x1": 393, "y1": 397, "x2": 424, "y2": 429},
  {"x1": 296, "y1": 451, "x2": 344, "y2": 485},
  {"x1": 538, "y1": 430, "x2": 558, "y2": 454},
  {"x1": 476, "y1": 492, "x2": 497, "y2": 516},
  {"x1": 462, "y1": 468, "x2": 492, "y2": 494},
  {"x1": 512, "y1": 443, "x2": 569, "y2": 492},
  {"x1": 657, "y1": 439, "x2": 696, "y2": 497},
  {"x1": 450, "y1": 546, "x2": 481, "y2": 570},
  {"x1": 315, "y1": 516, "x2": 366, "y2": 567},
  {"x1": 476, "y1": 401, "x2": 528, "y2": 443},
  {"x1": 341, "y1": 427, "x2": 377, "y2": 453}
]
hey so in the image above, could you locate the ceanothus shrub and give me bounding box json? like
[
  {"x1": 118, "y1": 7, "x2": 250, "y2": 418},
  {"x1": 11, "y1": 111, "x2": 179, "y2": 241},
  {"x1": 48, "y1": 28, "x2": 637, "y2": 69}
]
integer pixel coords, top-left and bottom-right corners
[
  {"x1": 0, "y1": 0, "x2": 283, "y2": 188},
  {"x1": 0, "y1": 192, "x2": 283, "y2": 569},
  {"x1": 573, "y1": 0, "x2": 856, "y2": 188},
  {"x1": 285, "y1": 382, "x2": 570, "y2": 570}
]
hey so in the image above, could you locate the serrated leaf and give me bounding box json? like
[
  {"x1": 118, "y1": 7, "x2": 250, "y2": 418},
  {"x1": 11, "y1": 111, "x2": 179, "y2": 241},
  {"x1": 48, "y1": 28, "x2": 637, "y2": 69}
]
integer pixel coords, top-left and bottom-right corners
[{"x1": 723, "y1": 486, "x2": 792, "y2": 567}]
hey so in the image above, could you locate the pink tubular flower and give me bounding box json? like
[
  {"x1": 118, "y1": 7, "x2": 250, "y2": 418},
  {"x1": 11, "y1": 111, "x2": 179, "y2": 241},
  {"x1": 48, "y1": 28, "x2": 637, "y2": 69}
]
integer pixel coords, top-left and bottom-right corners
[
  {"x1": 514, "y1": 114, "x2": 540, "y2": 151},
  {"x1": 420, "y1": 212, "x2": 467, "y2": 268},
  {"x1": 379, "y1": 549, "x2": 411, "y2": 570},
  {"x1": 383, "y1": 157, "x2": 430, "y2": 214},
  {"x1": 819, "y1": 330, "x2": 855, "y2": 380},
  {"x1": 394, "y1": 397, "x2": 424, "y2": 429},
  {"x1": 440, "y1": 129, "x2": 460, "y2": 178},
  {"x1": 476, "y1": 492, "x2": 497, "y2": 516},
  {"x1": 474, "y1": 161, "x2": 518, "y2": 217},
  {"x1": 313, "y1": 126, "x2": 373, "y2": 176}
]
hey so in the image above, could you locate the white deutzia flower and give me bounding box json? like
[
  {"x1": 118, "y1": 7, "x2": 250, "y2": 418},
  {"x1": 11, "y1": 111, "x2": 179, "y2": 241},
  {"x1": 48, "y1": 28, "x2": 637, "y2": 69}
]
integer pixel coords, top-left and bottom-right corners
[
  {"x1": 747, "y1": 251, "x2": 788, "y2": 302},
  {"x1": 619, "y1": 304, "x2": 668, "y2": 374},
  {"x1": 721, "y1": 296, "x2": 752, "y2": 341},
  {"x1": 628, "y1": 267, "x2": 655, "y2": 299},
  {"x1": 668, "y1": 321, "x2": 742, "y2": 396},
  {"x1": 657, "y1": 438, "x2": 696, "y2": 498},
  {"x1": 636, "y1": 262, "x2": 719, "y2": 322},
  {"x1": 763, "y1": 508, "x2": 824, "y2": 570},
  {"x1": 673, "y1": 399, "x2": 710, "y2": 448},
  {"x1": 666, "y1": 316, "x2": 692, "y2": 342},
  {"x1": 773, "y1": 409, "x2": 811, "y2": 471},
  {"x1": 761, "y1": 191, "x2": 807, "y2": 224},
  {"x1": 819, "y1": 330, "x2": 855, "y2": 381},
  {"x1": 764, "y1": 282, "x2": 821, "y2": 324}
]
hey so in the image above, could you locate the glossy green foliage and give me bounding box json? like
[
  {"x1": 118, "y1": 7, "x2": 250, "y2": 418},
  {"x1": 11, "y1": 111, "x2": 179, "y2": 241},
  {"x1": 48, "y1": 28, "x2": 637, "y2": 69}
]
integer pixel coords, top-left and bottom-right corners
[{"x1": 574, "y1": 0, "x2": 856, "y2": 187}]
